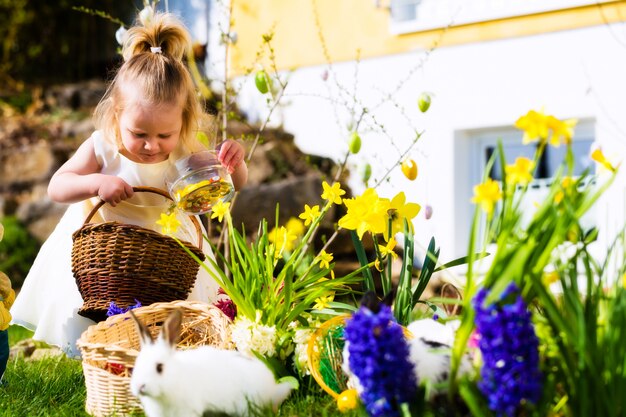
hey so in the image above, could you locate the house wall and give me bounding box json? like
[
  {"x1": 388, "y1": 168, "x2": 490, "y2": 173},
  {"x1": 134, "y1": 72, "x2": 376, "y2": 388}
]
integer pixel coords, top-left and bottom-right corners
[
  {"x1": 204, "y1": 1, "x2": 626, "y2": 264},
  {"x1": 228, "y1": 0, "x2": 626, "y2": 74}
]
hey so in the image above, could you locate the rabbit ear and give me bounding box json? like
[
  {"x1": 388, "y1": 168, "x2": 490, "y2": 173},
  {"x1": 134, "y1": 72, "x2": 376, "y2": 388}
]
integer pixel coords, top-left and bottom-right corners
[
  {"x1": 440, "y1": 282, "x2": 463, "y2": 316},
  {"x1": 161, "y1": 309, "x2": 182, "y2": 347},
  {"x1": 129, "y1": 309, "x2": 153, "y2": 346}
]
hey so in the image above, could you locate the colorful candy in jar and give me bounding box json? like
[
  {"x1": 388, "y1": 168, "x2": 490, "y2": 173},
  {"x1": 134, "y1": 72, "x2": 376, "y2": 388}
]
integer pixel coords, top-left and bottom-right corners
[{"x1": 174, "y1": 176, "x2": 233, "y2": 213}]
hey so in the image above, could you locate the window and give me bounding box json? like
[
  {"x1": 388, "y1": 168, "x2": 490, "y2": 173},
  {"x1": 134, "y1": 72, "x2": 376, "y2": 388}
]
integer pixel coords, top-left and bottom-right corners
[
  {"x1": 389, "y1": 0, "x2": 614, "y2": 35},
  {"x1": 469, "y1": 120, "x2": 597, "y2": 235},
  {"x1": 452, "y1": 120, "x2": 595, "y2": 257},
  {"x1": 484, "y1": 137, "x2": 595, "y2": 182}
]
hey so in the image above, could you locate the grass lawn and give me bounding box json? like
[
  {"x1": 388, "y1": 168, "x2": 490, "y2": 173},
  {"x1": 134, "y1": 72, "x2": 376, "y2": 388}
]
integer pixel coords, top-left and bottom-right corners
[{"x1": 0, "y1": 325, "x2": 362, "y2": 417}]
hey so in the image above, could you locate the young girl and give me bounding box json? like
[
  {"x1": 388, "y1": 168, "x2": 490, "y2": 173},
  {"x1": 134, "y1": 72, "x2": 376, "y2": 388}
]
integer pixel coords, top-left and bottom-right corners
[{"x1": 11, "y1": 11, "x2": 248, "y2": 357}]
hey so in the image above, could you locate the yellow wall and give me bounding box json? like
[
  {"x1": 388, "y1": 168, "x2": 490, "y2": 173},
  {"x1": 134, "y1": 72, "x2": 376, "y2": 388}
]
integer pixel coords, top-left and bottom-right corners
[{"x1": 230, "y1": 0, "x2": 626, "y2": 75}]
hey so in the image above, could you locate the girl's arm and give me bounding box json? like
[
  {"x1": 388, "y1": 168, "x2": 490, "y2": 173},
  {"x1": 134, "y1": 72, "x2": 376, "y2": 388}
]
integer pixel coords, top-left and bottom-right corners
[
  {"x1": 217, "y1": 139, "x2": 248, "y2": 191},
  {"x1": 48, "y1": 136, "x2": 134, "y2": 206}
]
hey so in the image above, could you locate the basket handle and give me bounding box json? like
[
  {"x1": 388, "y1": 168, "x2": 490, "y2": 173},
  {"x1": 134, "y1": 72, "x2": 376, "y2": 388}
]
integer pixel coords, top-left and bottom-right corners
[{"x1": 83, "y1": 185, "x2": 204, "y2": 250}]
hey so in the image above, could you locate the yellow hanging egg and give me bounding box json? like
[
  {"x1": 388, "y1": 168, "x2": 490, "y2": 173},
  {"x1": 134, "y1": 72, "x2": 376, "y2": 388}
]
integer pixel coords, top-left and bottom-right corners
[
  {"x1": 401, "y1": 159, "x2": 418, "y2": 181},
  {"x1": 337, "y1": 389, "x2": 359, "y2": 412}
]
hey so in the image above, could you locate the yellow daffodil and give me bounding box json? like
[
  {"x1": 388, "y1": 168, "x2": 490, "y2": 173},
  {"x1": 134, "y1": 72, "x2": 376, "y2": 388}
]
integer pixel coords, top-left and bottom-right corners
[
  {"x1": 378, "y1": 237, "x2": 398, "y2": 259},
  {"x1": 471, "y1": 178, "x2": 502, "y2": 216},
  {"x1": 505, "y1": 157, "x2": 535, "y2": 186},
  {"x1": 515, "y1": 109, "x2": 577, "y2": 147},
  {"x1": 561, "y1": 177, "x2": 574, "y2": 189},
  {"x1": 286, "y1": 217, "x2": 305, "y2": 238},
  {"x1": 542, "y1": 271, "x2": 560, "y2": 286},
  {"x1": 313, "y1": 293, "x2": 334, "y2": 310},
  {"x1": 299, "y1": 204, "x2": 321, "y2": 226},
  {"x1": 591, "y1": 148, "x2": 617, "y2": 173},
  {"x1": 210, "y1": 200, "x2": 231, "y2": 222},
  {"x1": 546, "y1": 116, "x2": 577, "y2": 147},
  {"x1": 268, "y1": 226, "x2": 298, "y2": 252},
  {"x1": 338, "y1": 188, "x2": 389, "y2": 239},
  {"x1": 387, "y1": 191, "x2": 420, "y2": 238},
  {"x1": 317, "y1": 250, "x2": 334, "y2": 270},
  {"x1": 374, "y1": 258, "x2": 383, "y2": 271},
  {"x1": 622, "y1": 272, "x2": 626, "y2": 289},
  {"x1": 156, "y1": 212, "x2": 181, "y2": 236},
  {"x1": 554, "y1": 176, "x2": 575, "y2": 204},
  {"x1": 321, "y1": 181, "x2": 346, "y2": 205},
  {"x1": 515, "y1": 109, "x2": 549, "y2": 144},
  {"x1": 554, "y1": 191, "x2": 564, "y2": 204}
]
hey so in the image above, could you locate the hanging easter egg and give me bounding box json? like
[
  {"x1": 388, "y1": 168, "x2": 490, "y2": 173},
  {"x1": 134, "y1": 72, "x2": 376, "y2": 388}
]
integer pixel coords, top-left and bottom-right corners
[
  {"x1": 348, "y1": 132, "x2": 362, "y2": 154},
  {"x1": 255, "y1": 70, "x2": 270, "y2": 94},
  {"x1": 361, "y1": 163, "x2": 372, "y2": 183},
  {"x1": 401, "y1": 159, "x2": 418, "y2": 181},
  {"x1": 424, "y1": 204, "x2": 433, "y2": 219},
  {"x1": 418, "y1": 92, "x2": 431, "y2": 113},
  {"x1": 337, "y1": 389, "x2": 359, "y2": 412}
]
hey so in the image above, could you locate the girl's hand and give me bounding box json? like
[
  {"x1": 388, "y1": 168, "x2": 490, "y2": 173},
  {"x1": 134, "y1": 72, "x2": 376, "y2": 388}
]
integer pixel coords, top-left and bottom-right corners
[
  {"x1": 97, "y1": 176, "x2": 134, "y2": 207},
  {"x1": 217, "y1": 139, "x2": 245, "y2": 174}
]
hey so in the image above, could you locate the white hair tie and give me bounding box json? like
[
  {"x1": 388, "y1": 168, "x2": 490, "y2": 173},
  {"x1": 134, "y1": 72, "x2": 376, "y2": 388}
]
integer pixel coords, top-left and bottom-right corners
[{"x1": 150, "y1": 46, "x2": 162, "y2": 54}]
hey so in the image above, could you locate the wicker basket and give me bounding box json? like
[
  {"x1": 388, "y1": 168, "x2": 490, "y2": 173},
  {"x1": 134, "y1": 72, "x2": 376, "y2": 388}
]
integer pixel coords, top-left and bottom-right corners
[
  {"x1": 307, "y1": 315, "x2": 413, "y2": 398},
  {"x1": 76, "y1": 300, "x2": 232, "y2": 417},
  {"x1": 72, "y1": 186, "x2": 206, "y2": 322}
]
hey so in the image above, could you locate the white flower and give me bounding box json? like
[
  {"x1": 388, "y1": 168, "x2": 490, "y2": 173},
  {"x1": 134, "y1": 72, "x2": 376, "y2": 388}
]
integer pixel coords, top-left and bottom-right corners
[
  {"x1": 230, "y1": 317, "x2": 253, "y2": 355},
  {"x1": 115, "y1": 25, "x2": 127, "y2": 46},
  {"x1": 230, "y1": 316, "x2": 277, "y2": 357},
  {"x1": 293, "y1": 327, "x2": 313, "y2": 375},
  {"x1": 250, "y1": 324, "x2": 277, "y2": 357}
]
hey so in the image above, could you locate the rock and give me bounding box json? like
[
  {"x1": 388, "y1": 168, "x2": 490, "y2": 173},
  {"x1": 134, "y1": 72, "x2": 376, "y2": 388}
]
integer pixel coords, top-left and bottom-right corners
[
  {"x1": 0, "y1": 140, "x2": 55, "y2": 186},
  {"x1": 60, "y1": 118, "x2": 95, "y2": 142},
  {"x1": 16, "y1": 195, "x2": 68, "y2": 242},
  {"x1": 44, "y1": 80, "x2": 107, "y2": 110},
  {"x1": 28, "y1": 347, "x2": 65, "y2": 360},
  {"x1": 9, "y1": 339, "x2": 36, "y2": 359},
  {"x1": 231, "y1": 173, "x2": 325, "y2": 232}
]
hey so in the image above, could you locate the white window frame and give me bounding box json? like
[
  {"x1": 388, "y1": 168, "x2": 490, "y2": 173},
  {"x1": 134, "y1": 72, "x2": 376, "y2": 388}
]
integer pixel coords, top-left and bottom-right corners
[{"x1": 452, "y1": 119, "x2": 596, "y2": 257}]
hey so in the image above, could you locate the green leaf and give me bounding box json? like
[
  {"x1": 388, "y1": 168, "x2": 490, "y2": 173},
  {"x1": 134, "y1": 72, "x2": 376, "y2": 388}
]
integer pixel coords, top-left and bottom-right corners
[
  {"x1": 411, "y1": 237, "x2": 440, "y2": 307},
  {"x1": 434, "y1": 252, "x2": 489, "y2": 272},
  {"x1": 351, "y1": 230, "x2": 375, "y2": 292}
]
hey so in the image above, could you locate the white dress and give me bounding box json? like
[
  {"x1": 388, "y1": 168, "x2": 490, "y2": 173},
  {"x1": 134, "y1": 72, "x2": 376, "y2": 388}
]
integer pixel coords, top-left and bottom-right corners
[{"x1": 10, "y1": 131, "x2": 220, "y2": 356}]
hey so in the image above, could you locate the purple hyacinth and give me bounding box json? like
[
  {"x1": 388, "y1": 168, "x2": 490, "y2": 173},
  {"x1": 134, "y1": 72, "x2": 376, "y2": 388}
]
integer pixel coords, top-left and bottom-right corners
[
  {"x1": 344, "y1": 303, "x2": 417, "y2": 417},
  {"x1": 473, "y1": 282, "x2": 542, "y2": 417}
]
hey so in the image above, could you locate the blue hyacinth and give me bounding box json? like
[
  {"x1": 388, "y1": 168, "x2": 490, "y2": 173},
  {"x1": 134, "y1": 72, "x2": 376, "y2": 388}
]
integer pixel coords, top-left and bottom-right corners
[
  {"x1": 473, "y1": 282, "x2": 542, "y2": 417},
  {"x1": 107, "y1": 300, "x2": 142, "y2": 317},
  {"x1": 344, "y1": 303, "x2": 417, "y2": 417}
]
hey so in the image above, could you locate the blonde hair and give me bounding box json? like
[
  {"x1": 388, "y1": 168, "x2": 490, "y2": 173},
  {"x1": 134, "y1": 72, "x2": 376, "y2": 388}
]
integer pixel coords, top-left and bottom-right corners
[{"x1": 94, "y1": 11, "x2": 206, "y2": 154}]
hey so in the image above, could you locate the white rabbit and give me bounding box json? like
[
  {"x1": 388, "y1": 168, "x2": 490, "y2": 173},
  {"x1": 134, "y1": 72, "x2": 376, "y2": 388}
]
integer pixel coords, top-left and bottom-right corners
[
  {"x1": 129, "y1": 309, "x2": 294, "y2": 417},
  {"x1": 342, "y1": 318, "x2": 472, "y2": 397},
  {"x1": 406, "y1": 318, "x2": 472, "y2": 388}
]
